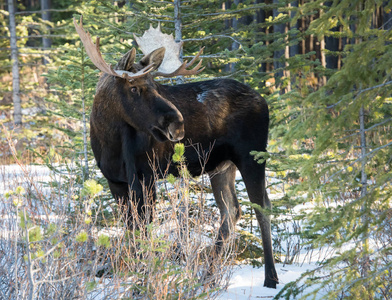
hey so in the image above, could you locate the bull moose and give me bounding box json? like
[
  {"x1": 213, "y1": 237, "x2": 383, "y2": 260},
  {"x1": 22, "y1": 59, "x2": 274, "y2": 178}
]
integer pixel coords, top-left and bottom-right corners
[{"x1": 74, "y1": 16, "x2": 278, "y2": 288}]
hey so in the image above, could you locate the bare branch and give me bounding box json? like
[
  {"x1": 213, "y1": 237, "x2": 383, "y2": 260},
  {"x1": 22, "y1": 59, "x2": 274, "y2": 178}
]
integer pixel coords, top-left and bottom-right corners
[
  {"x1": 326, "y1": 140, "x2": 392, "y2": 183},
  {"x1": 337, "y1": 118, "x2": 392, "y2": 141},
  {"x1": 183, "y1": 34, "x2": 244, "y2": 50},
  {"x1": 355, "y1": 80, "x2": 392, "y2": 97},
  {"x1": 327, "y1": 80, "x2": 392, "y2": 109},
  {"x1": 15, "y1": 8, "x2": 75, "y2": 15}
]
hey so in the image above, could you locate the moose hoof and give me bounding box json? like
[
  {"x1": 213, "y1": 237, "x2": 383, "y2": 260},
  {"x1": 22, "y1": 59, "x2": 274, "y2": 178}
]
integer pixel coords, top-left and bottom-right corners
[
  {"x1": 263, "y1": 278, "x2": 278, "y2": 289},
  {"x1": 95, "y1": 263, "x2": 112, "y2": 278}
]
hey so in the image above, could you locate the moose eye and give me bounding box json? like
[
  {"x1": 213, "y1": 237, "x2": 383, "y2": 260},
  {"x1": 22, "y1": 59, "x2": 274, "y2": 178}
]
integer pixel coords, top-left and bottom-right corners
[{"x1": 130, "y1": 87, "x2": 138, "y2": 94}]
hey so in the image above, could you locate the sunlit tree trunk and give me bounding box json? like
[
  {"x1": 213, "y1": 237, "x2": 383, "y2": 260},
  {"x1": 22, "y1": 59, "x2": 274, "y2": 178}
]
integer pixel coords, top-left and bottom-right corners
[
  {"x1": 319, "y1": 22, "x2": 326, "y2": 86},
  {"x1": 8, "y1": 0, "x2": 22, "y2": 126}
]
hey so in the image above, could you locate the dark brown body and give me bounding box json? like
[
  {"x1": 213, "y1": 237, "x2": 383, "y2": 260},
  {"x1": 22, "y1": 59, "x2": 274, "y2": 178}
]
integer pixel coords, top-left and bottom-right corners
[{"x1": 90, "y1": 73, "x2": 278, "y2": 288}]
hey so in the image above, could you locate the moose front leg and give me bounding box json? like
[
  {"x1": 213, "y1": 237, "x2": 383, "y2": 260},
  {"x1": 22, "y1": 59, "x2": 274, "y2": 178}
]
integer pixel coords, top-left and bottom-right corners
[
  {"x1": 137, "y1": 172, "x2": 157, "y2": 226},
  {"x1": 107, "y1": 175, "x2": 155, "y2": 230},
  {"x1": 107, "y1": 179, "x2": 135, "y2": 229}
]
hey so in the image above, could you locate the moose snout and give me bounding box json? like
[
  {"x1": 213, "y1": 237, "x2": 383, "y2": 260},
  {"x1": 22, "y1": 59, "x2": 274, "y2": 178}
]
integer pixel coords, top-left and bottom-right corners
[
  {"x1": 161, "y1": 110, "x2": 185, "y2": 142},
  {"x1": 168, "y1": 121, "x2": 185, "y2": 142}
]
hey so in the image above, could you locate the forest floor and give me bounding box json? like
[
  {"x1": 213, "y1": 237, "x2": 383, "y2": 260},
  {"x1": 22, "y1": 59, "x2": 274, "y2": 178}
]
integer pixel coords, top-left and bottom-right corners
[{"x1": 0, "y1": 163, "x2": 321, "y2": 299}]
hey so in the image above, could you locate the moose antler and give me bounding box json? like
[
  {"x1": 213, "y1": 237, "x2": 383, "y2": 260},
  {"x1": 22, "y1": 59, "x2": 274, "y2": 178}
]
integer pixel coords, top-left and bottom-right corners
[
  {"x1": 154, "y1": 47, "x2": 205, "y2": 77},
  {"x1": 134, "y1": 24, "x2": 205, "y2": 77},
  {"x1": 73, "y1": 16, "x2": 155, "y2": 81}
]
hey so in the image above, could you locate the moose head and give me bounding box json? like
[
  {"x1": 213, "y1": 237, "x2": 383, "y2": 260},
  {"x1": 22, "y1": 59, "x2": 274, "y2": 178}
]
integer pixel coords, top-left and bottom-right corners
[{"x1": 74, "y1": 16, "x2": 204, "y2": 143}]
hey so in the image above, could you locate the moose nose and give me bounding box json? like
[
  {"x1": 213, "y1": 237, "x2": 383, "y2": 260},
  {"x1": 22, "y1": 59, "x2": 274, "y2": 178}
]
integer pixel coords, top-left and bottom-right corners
[
  {"x1": 168, "y1": 121, "x2": 185, "y2": 141},
  {"x1": 164, "y1": 110, "x2": 185, "y2": 141}
]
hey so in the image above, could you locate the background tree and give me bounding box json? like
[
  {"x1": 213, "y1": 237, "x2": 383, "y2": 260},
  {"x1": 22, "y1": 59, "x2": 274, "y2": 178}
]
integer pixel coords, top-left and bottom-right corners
[
  {"x1": 272, "y1": 1, "x2": 392, "y2": 298},
  {"x1": 2, "y1": 0, "x2": 392, "y2": 298},
  {"x1": 7, "y1": 0, "x2": 21, "y2": 125}
]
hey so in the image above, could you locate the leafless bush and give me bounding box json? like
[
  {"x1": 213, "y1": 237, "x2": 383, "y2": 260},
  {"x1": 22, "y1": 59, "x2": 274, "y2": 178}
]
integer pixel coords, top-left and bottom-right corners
[{"x1": 0, "y1": 137, "x2": 235, "y2": 299}]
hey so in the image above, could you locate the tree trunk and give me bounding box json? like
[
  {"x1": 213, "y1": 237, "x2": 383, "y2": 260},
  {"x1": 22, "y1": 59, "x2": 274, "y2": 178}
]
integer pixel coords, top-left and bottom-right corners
[
  {"x1": 8, "y1": 0, "x2": 22, "y2": 126},
  {"x1": 288, "y1": 1, "x2": 299, "y2": 91},
  {"x1": 289, "y1": 1, "x2": 299, "y2": 57},
  {"x1": 284, "y1": 19, "x2": 290, "y2": 92},
  {"x1": 81, "y1": 49, "x2": 89, "y2": 180},
  {"x1": 319, "y1": 5, "x2": 326, "y2": 86},
  {"x1": 174, "y1": 0, "x2": 182, "y2": 56},
  {"x1": 357, "y1": 1, "x2": 370, "y2": 281},
  {"x1": 300, "y1": 0, "x2": 305, "y2": 55},
  {"x1": 231, "y1": 0, "x2": 240, "y2": 49},
  {"x1": 174, "y1": 0, "x2": 183, "y2": 84},
  {"x1": 383, "y1": 3, "x2": 392, "y2": 30},
  {"x1": 229, "y1": 0, "x2": 240, "y2": 73},
  {"x1": 359, "y1": 103, "x2": 370, "y2": 280},
  {"x1": 40, "y1": 0, "x2": 51, "y2": 65},
  {"x1": 319, "y1": 35, "x2": 326, "y2": 86},
  {"x1": 324, "y1": 1, "x2": 339, "y2": 70},
  {"x1": 254, "y1": 0, "x2": 266, "y2": 72},
  {"x1": 273, "y1": 0, "x2": 285, "y2": 83},
  {"x1": 337, "y1": 25, "x2": 342, "y2": 69}
]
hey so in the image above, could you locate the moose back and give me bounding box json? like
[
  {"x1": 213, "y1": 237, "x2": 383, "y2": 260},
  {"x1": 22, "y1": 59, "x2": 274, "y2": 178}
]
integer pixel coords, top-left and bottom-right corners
[{"x1": 74, "y1": 17, "x2": 278, "y2": 288}]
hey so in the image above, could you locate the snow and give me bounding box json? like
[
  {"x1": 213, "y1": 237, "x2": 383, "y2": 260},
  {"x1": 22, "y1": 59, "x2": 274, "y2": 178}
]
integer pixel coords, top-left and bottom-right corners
[
  {"x1": 219, "y1": 263, "x2": 315, "y2": 300},
  {"x1": 0, "y1": 163, "x2": 321, "y2": 299}
]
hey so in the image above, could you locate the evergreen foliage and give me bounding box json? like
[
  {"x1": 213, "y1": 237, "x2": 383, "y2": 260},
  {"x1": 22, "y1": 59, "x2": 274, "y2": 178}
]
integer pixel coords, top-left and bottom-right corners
[
  {"x1": 271, "y1": 1, "x2": 392, "y2": 298},
  {"x1": 2, "y1": 0, "x2": 392, "y2": 298}
]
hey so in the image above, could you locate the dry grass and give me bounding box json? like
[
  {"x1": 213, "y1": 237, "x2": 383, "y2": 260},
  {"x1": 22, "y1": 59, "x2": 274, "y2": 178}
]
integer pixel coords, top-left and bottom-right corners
[{"x1": 0, "y1": 135, "x2": 236, "y2": 300}]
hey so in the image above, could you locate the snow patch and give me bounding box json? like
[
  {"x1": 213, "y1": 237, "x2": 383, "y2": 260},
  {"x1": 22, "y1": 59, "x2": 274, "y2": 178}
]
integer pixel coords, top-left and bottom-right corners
[{"x1": 218, "y1": 263, "x2": 319, "y2": 300}]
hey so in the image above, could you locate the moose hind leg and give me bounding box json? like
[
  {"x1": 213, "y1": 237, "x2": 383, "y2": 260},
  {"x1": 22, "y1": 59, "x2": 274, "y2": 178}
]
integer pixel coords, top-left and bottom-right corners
[
  {"x1": 209, "y1": 161, "x2": 241, "y2": 257},
  {"x1": 238, "y1": 160, "x2": 278, "y2": 288}
]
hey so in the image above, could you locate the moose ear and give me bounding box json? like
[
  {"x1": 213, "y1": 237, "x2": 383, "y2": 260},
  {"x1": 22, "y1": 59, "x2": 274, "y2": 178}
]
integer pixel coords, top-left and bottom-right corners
[
  {"x1": 115, "y1": 48, "x2": 136, "y2": 71},
  {"x1": 139, "y1": 47, "x2": 166, "y2": 70}
]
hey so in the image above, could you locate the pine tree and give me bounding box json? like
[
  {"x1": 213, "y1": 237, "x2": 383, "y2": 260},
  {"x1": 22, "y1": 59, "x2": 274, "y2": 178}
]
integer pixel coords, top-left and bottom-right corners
[{"x1": 272, "y1": 1, "x2": 392, "y2": 298}]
